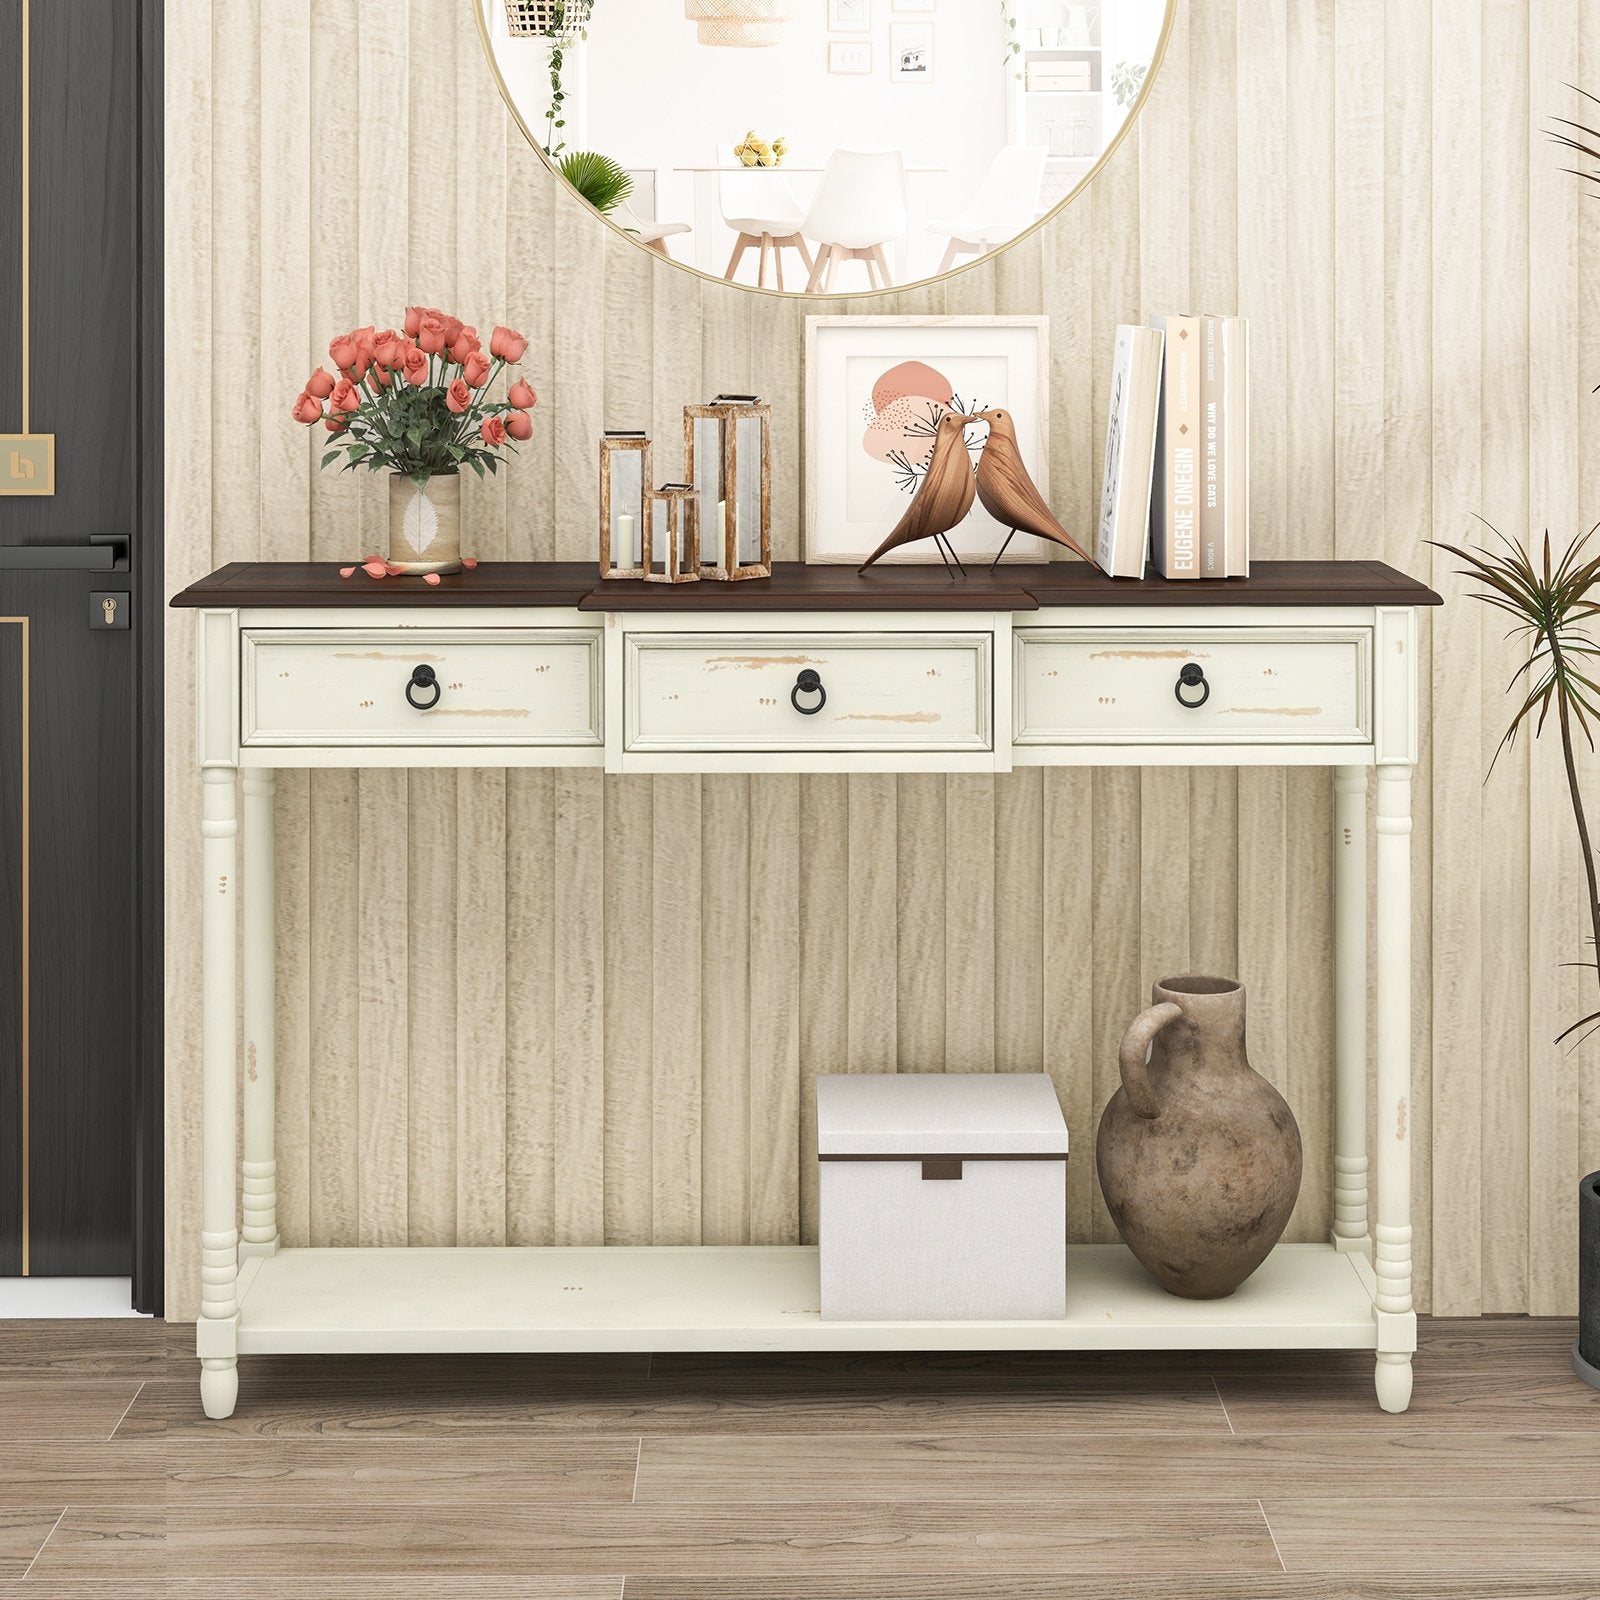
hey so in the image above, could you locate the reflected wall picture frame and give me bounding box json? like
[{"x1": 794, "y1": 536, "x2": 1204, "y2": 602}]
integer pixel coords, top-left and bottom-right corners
[
  {"x1": 828, "y1": 39, "x2": 873, "y2": 74},
  {"x1": 804, "y1": 315, "x2": 1051, "y2": 565},
  {"x1": 889, "y1": 21, "x2": 935, "y2": 81},
  {"x1": 473, "y1": 0, "x2": 1179, "y2": 300},
  {"x1": 828, "y1": 0, "x2": 871, "y2": 31}
]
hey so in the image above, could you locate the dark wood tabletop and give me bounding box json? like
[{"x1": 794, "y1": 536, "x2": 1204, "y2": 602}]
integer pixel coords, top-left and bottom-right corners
[{"x1": 170, "y1": 559, "x2": 1443, "y2": 611}]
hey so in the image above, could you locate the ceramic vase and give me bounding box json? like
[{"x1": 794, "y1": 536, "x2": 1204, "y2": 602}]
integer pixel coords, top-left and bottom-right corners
[
  {"x1": 1096, "y1": 976, "x2": 1302, "y2": 1299},
  {"x1": 1579, "y1": 1169, "x2": 1600, "y2": 1389},
  {"x1": 388, "y1": 472, "x2": 463, "y2": 576}
]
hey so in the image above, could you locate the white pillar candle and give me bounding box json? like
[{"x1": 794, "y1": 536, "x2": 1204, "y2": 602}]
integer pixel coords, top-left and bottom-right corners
[{"x1": 617, "y1": 512, "x2": 636, "y2": 569}]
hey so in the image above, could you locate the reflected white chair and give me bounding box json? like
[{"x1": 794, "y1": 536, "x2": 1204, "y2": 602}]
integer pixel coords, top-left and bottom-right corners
[
  {"x1": 615, "y1": 198, "x2": 691, "y2": 260},
  {"x1": 927, "y1": 145, "x2": 1049, "y2": 274},
  {"x1": 717, "y1": 146, "x2": 814, "y2": 291},
  {"x1": 800, "y1": 149, "x2": 908, "y2": 293}
]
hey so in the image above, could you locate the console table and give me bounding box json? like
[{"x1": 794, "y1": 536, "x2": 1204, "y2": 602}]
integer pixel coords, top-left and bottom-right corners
[{"x1": 172, "y1": 559, "x2": 1441, "y2": 1419}]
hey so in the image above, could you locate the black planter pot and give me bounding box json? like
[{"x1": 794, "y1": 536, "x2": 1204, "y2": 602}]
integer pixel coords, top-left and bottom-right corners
[{"x1": 1579, "y1": 1170, "x2": 1600, "y2": 1389}]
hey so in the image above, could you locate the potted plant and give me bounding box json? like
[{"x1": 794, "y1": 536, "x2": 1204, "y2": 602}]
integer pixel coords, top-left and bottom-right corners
[
  {"x1": 292, "y1": 310, "x2": 538, "y2": 577},
  {"x1": 1435, "y1": 529, "x2": 1600, "y2": 1388}
]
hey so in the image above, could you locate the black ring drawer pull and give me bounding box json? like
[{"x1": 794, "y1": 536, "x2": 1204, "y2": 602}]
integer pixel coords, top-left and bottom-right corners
[
  {"x1": 1174, "y1": 663, "x2": 1210, "y2": 709},
  {"x1": 791, "y1": 668, "x2": 826, "y2": 716},
  {"x1": 406, "y1": 663, "x2": 441, "y2": 711}
]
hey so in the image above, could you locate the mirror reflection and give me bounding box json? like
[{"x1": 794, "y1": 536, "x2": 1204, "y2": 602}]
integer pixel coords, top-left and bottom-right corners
[{"x1": 479, "y1": 0, "x2": 1170, "y2": 296}]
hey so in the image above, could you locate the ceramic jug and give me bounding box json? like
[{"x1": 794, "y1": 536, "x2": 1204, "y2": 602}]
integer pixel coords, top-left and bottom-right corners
[
  {"x1": 1095, "y1": 976, "x2": 1302, "y2": 1299},
  {"x1": 1063, "y1": 5, "x2": 1098, "y2": 48}
]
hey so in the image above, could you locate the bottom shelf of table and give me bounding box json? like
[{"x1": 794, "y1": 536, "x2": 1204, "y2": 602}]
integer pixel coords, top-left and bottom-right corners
[{"x1": 233, "y1": 1241, "x2": 1380, "y2": 1355}]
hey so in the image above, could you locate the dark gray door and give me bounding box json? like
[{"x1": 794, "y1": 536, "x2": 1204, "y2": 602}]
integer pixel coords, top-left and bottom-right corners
[{"x1": 0, "y1": 0, "x2": 162, "y2": 1306}]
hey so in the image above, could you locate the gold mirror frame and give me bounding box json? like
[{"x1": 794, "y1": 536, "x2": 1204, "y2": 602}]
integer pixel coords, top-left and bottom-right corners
[{"x1": 473, "y1": 0, "x2": 1177, "y2": 302}]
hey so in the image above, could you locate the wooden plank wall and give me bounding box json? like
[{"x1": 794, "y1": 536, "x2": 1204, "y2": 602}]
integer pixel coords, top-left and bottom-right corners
[{"x1": 164, "y1": 0, "x2": 1600, "y2": 1318}]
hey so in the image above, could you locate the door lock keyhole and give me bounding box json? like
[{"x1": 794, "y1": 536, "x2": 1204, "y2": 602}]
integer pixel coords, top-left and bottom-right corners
[{"x1": 101, "y1": 597, "x2": 118, "y2": 626}]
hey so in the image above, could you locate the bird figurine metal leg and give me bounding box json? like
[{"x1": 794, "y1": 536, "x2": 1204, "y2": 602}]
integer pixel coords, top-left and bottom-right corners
[
  {"x1": 858, "y1": 411, "x2": 979, "y2": 575},
  {"x1": 969, "y1": 407, "x2": 1098, "y2": 569},
  {"x1": 988, "y1": 528, "x2": 1020, "y2": 572}
]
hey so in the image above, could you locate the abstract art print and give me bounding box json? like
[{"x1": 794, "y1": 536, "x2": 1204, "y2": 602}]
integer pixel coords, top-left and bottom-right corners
[
  {"x1": 828, "y1": 0, "x2": 871, "y2": 32},
  {"x1": 804, "y1": 316, "x2": 1050, "y2": 563}
]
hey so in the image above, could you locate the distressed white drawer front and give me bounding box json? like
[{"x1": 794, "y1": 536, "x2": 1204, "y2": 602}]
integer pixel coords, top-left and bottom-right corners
[
  {"x1": 242, "y1": 629, "x2": 603, "y2": 748},
  {"x1": 1014, "y1": 627, "x2": 1371, "y2": 745},
  {"x1": 625, "y1": 631, "x2": 993, "y2": 753}
]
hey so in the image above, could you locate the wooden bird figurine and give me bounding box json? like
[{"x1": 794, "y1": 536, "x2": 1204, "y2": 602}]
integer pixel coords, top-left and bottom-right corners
[
  {"x1": 858, "y1": 410, "x2": 978, "y2": 577},
  {"x1": 969, "y1": 407, "x2": 1097, "y2": 570}
]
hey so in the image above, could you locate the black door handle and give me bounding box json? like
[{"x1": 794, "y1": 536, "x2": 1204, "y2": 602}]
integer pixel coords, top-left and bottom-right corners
[
  {"x1": 0, "y1": 535, "x2": 128, "y2": 571},
  {"x1": 791, "y1": 668, "x2": 826, "y2": 715},
  {"x1": 1175, "y1": 662, "x2": 1210, "y2": 708},
  {"x1": 406, "y1": 663, "x2": 442, "y2": 710}
]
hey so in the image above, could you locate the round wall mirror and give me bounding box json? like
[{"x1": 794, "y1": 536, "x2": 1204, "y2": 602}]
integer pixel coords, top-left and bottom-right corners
[{"x1": 476, "y1": 0, "x2": 1174, "y2": 298}]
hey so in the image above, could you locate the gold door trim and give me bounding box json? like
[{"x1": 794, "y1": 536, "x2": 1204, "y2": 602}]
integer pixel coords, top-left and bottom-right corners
[
  {"x1": 19, "y1": 0, "x2": 30, "y2": 434},
  {"x1": 0, "y1": 618, "x2": 27, "y2": 1275}
]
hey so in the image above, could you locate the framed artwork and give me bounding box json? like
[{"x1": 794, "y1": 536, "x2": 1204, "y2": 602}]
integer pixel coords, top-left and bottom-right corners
[
  {"x1": 827, "y1": 0, "x2": 871, "y2": 32},
  {"x1": 889, "y1": 21, "x2": 935, "y2": 81},
  {"x1": 827, "y1": 39, "x2": 873, "y2": 74},
  {"x1": 804, "y1": 316, "x2": 1052, "y2": 565}
]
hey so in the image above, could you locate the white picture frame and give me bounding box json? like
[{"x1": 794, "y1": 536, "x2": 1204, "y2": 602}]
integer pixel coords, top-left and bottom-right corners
[
  {"x1": 889, "y1": 21, "x2": 935, "y2": 81},
  {"x1": 827, "y1": 39, "x2": 873, "y2": 74},
  {"x1": 827, "y1": 0, "x2": 871, "y2": 32},
  {"x1": 804, "y1": 315, "x2": 1052, "y2": 565}
]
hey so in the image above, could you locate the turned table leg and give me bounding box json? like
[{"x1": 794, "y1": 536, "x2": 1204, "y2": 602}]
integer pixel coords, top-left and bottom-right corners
[
  {"x1": 241, "y1": 771, "x2": 279, "y2": 1261},
  {"x1": 198, "y1": 763, "x2": 240, "y2": 1419},
  {"x1": 1332, "y1": 766, "x2": 1370, "y2": 1253},
  {"x1": 1373, "y1": 763, "x2": 1417, "y2": 1412}
]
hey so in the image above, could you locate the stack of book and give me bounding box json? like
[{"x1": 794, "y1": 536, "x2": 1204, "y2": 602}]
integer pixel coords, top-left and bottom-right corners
[{"x1": 1096, "y1": 314, "x2": 1250, "y2": 581}]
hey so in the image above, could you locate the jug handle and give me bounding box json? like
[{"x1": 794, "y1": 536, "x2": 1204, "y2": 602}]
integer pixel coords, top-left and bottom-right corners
[{"x1": 1118, "y1": 1001, "x2": 1181, "y2": 1120}]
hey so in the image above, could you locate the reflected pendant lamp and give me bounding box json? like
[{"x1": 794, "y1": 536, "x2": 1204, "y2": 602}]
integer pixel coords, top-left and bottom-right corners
[{"x1": 684, "y1": 0, "x2": 794, "y2": 47}]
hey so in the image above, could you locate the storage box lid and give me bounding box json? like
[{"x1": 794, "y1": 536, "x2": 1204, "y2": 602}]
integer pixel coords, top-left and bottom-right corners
[{"x1": 815, "y1": 1073, "x2": 1068, "y2": 1158}]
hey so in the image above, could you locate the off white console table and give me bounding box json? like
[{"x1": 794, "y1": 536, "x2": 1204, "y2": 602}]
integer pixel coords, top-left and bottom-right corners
[{"x1": 173, "y1": 559, "x2": 1441, "y2": 1419}]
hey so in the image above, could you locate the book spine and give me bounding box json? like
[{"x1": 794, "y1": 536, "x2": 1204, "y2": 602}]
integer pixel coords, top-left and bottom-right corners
[
  {"x1": 1224, "y1": 318, "x2": 1250, "y2": 577},
  {"x1": 1200, "y1": 316, "x2": 1224, "y2": 577},
  {"x1": 1153, "y1": 316, "x2": 1200, "y2": 578}
]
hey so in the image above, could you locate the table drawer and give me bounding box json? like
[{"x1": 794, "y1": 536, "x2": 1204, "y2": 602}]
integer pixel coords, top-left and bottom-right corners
[
  {"x1": 1014, "y1": 627, "x2": 1371, "y2": 745},
  {"x1": 624, "y1": 630, "x2": 994, "y2": 754},
  {"x1": 242, "y1": 628, "x2": 603, "y2": 748}
]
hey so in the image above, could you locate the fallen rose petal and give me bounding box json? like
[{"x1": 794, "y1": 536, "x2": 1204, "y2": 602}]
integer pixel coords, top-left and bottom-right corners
[
  {"x1": 339, "y1": 566, "x2": 357, "y2": 578},
  {"x1": 362, "y1": 559, "x2": 388, "y2": 578},
  {"x1": 424, "y1": 572, "x2": 442, "y2": 586},
  {"x1": 462, "y1": 557, "x2": 479, "y2": 570}
]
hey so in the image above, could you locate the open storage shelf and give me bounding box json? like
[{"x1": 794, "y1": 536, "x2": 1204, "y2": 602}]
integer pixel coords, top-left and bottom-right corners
[{"x1": 234, "y1": 1242, "x2": 1380, "y2": 1356}]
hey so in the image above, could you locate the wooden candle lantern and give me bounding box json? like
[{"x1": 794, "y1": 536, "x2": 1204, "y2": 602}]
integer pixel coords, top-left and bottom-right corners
[
  {"x1": 684, "y1": 394, "x2": 772, "y2": 580},
  {"x1": 599, "y1": 432, "x2": 651, "y2": 580},
  {"x1": 644, "y1": 484, "x2": 702, "y2": 584}
]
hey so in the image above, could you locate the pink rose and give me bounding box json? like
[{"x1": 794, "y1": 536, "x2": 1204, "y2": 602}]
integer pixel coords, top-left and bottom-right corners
[
  {"x1": 462, "y1": 351, "x2": 491, "y2": 388},
  {"x1": 490, "y1": 325, "x2": 529, "y2": 362},
  {"x1": 373, "y1": 331, "x2": 409, "y2": 369},
  {"x1": 369, "y1": 363, "x2": 392, "y2": 389},
  {"x1": 324, "y1": 416, "x2": 345, "y2": 433},
  {"x1": 399, "y1": 346, "x2": 429, "y2": 385},
  {"x1": 417, "y1": 313, "x2": 450, "y2": 355},
  {"x1": 505, "y1": 410, "x2": 533, "y2": 441},
  {"x1": 480, "y1": 414, "x2": 508, "y2": 448},
  {"x1": 328, "y1": 331, "x2": 362, "y2": 372},
  {"x1": 404, "y1": 306, "x2": 426, "y2": 337},
  {"x1": 449, "y1": 324, "x2": 481, "y2": 363},
  {"x1": 329, "y1": 377, "x2": 360, "y2": 414},
  {"x1": 291, "y1": 391, "x2": 323, "y2": 425},
  {"x1": 507, "y1": 379, "x2": 537, "y2": 410},
  {"x1": 305, "y1": 367, "x2": 336, "y2": 400},
  {"x1": 445, "y1": 378, "x2": 472, "y2": 414}
]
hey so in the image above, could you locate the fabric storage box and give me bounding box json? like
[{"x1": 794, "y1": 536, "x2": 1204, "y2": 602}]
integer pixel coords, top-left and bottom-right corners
[{"x1": 816, "y1": 1073, "x2": 1068, "y2": 1321}]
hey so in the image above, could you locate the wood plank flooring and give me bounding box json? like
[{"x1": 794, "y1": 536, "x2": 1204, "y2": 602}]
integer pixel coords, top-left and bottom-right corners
[{"x1": 0, "y1": 1318, "x2": 1594, "y2": 1598}]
